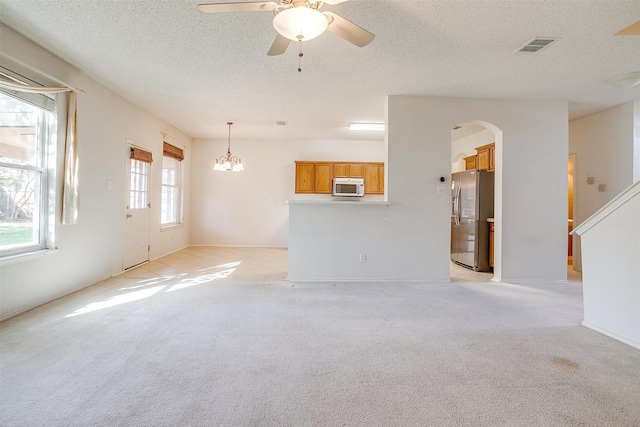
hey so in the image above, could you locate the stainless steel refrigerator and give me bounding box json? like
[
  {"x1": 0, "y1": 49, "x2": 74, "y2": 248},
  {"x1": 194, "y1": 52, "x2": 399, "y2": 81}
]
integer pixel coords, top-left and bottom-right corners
[{"x1": 451, "y1": 170, "x2": 494, "y2": 271}]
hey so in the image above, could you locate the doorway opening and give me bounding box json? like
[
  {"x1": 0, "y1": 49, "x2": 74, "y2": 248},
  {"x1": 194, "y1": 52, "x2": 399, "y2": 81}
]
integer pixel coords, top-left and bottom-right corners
[
  {"x1": 568, "y1": 155, "x2": 575, "y2": 268},
  {"x1": 450, "y1": 122, "x2": 497, "y2": 282}
]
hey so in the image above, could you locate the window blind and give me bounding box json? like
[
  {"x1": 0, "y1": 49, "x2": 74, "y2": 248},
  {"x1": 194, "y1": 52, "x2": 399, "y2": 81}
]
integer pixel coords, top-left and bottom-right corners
[
  {"x1": 163, "y1": 142, "x2": 184, "y2": 161},
  {"x1": 130, "y1": 147, "x2": 153, "y2": 163}
]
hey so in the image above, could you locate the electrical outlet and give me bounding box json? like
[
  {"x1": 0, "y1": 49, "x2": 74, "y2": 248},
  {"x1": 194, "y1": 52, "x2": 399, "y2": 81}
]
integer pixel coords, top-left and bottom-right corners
[
  {"x1": 436, "y1": 184, "x2": 447, "y2": 196},
  {"x1": 359, "y1": 253, "x2": 367, "y2": 263},
  {"x1": 598, "y1": 184, "x2": 606, "y2": 192}
]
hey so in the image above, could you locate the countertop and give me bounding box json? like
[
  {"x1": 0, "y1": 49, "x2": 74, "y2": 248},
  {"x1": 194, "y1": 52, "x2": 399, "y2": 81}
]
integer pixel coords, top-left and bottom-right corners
[{"x1": 287, "y1": 200, "x2": 390, "y2": 206}]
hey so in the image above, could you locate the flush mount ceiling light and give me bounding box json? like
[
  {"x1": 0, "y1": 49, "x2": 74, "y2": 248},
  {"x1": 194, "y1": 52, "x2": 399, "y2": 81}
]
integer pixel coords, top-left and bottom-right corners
[
  {"x1": 213, "y1": 122, "x2": 244, "y2": 172},
  {"x1": 348, "y1": 122, "x2": 385, "y2": 131},
  {"x1": 605, "y1": 72, "x2": 640, "y2": 89}
]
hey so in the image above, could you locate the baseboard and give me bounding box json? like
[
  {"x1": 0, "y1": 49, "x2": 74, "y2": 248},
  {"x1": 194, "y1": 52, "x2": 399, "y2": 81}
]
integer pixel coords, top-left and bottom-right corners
[
  {"x1": 113, "y1": 245, "x2": 191, "y2": 277},
  {"x1": 0, "y1": 273, "x2": 112, "y2": 322},
  {"x1": 150, "y1": 245, "x2": 190, "y2": 262},
  {"x1": 285, "y1": 277, "x2": 449, "y2": 283},
  {"x1": 502, "y1": 279, "x2": 569, "y2": 285},
  {"x1": 189, "y1": 244, "x2": 288, "y2": 249},
  {"x1": 582, "y1": 321, "x2": 640, "y2": 350}
]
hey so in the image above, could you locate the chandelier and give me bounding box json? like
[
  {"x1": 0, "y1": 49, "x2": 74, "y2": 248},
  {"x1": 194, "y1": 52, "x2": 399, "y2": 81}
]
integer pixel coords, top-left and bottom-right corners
[{"x1": 213, "y1": 122, "x2": 244, "y2": 172}]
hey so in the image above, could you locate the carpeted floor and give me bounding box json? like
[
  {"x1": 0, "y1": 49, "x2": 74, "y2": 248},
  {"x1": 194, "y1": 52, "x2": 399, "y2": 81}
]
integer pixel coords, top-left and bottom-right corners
[{"x1": 1, "y1": 247, "x2": 639, "y2": 426}]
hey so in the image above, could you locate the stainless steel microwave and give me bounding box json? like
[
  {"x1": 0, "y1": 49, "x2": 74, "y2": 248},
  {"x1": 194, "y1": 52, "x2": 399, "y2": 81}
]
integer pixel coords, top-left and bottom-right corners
[{"x1": 332, "y1": 177, "x2": 365, "y2": 197}]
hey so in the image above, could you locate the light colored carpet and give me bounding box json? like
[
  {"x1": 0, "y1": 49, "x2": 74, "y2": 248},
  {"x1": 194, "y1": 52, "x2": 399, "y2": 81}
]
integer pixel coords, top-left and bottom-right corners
[{"x1": 1, "y1": 254, "x2": 639, "y2": 426}]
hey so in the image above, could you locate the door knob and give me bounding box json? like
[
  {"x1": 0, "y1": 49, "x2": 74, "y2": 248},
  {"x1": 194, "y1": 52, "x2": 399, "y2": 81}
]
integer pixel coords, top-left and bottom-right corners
[{"x1": 126, "y1": 214, "x2": 132, "y2": 218}]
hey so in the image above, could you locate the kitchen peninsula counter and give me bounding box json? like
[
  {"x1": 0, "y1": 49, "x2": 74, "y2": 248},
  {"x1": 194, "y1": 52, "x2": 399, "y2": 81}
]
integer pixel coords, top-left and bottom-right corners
[
  {"x1": 287, "y1": 199, "x2": 394, "y2": 281},
  {"x1": 286, "y1": 200, "x2": 390, "y2": 206}
]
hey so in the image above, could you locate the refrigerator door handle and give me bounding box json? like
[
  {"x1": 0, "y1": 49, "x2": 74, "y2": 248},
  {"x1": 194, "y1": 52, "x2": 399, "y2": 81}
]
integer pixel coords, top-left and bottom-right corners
[
  {"x1": 455, "y1": 186, "x2": 461, "y2": 226},
  {"x1": 452, "y1": 187, "x2": 457, "y2": 225},
  {"x1": 452, "y1": 187, "x2": 457, "y2": 223}
]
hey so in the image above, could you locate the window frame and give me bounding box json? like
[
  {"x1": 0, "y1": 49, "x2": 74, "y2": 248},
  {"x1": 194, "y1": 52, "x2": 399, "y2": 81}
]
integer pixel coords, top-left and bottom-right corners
[
  {"x1": 160, "y1": 154, "x2": 183, "y2": 228},
  {"x1": 0, "y1": 87, "x2": 57, "y2": 259},
  {"x1": 129, "y1": 158, "x2": 150, "y2": 210}
]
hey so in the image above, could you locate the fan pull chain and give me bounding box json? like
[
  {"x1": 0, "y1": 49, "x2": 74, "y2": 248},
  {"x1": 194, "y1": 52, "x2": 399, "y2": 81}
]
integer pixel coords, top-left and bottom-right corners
[{"x1": 297, "y1": 34, "x2": 304, "y2": 72}]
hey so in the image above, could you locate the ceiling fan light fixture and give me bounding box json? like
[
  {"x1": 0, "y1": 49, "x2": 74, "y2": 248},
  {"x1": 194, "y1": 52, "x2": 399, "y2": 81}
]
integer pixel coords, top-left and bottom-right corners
[
  {"x1": 605, "y1": 72, "x2": 640, "y2": 89},
  {"x1": 273, "y1": 6, "x2": 328, "y2": 41}
]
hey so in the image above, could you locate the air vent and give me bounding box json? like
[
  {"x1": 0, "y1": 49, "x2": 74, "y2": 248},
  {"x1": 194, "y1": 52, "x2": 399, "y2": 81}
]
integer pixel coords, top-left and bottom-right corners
[
  {"x1": 515, "y1": 38, "x2": 558, "y2": 53},
  {"x1": 275, "y1": 121, "x2": 287, "y2": 126}
]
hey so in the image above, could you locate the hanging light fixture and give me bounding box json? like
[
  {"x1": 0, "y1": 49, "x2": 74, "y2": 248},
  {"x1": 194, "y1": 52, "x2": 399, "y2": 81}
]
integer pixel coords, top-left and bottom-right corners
[{"x1": 213, "y1": 122, "x2": 244, "y2": 172}]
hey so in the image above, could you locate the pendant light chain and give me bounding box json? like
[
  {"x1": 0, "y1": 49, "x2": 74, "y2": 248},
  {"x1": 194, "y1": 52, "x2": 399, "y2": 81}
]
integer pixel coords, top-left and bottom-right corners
[{"x1": 297, "y1": 34, "x2": 304, "y2": 72}]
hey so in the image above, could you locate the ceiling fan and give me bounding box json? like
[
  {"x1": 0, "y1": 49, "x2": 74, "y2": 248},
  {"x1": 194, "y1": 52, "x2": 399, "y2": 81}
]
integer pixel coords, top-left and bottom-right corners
[{"x1": 197, "y1": 0, "x2": 375, "y2": 56}]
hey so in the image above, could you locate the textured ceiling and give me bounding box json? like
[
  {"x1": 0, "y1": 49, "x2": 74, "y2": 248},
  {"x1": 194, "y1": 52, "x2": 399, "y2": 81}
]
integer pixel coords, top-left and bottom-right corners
[{"x1": 0, "y1": 0, "x2": 639, "y2": 140}]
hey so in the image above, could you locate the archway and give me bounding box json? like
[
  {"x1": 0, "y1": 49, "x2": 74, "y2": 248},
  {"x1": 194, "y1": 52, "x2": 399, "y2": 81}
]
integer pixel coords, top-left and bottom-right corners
[{"x1": 450, "y1": 120, "x2": 504, "y2": 282}]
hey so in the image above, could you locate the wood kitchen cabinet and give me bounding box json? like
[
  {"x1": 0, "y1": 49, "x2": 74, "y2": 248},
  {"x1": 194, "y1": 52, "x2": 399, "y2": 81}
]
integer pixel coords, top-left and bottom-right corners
[
  {"x1": 464, "y1": 155, "x2": 477, "y2": 170},
  {"x1": 295, "y1": 162, "x2": 315, "y2": 193},
  {"x1": 489, "y1": 144, "x2": 495, "y2": 171},
  {"x1": 364, "y1": 163, "x2": 384, "y2": 194},
  {"x1": 314, "y1": 163, "x2": 333, "y2": 194},
  {"x1": 334, "y1": 163, "x2": 364, "y2": 178},
  {"x1": 348, "y1": 163, "x2": 364, "y2": 177},
  {"x1": 334, "y1": 163, "x2": 348, "y2": 177},
  {"x1": 294, "y1": 161, "x2": 384, "y2": 194},
  {"x1": 475, "y1": 143, "x2": 495, "y2": 171}
]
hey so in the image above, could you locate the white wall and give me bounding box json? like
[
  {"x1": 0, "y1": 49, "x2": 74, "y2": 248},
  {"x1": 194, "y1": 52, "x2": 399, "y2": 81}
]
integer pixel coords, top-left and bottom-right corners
[
  {"x1": 0, "y1": 25, "x2": 192, "y2": 320},
  {"x1": 288, "y1": 96, "x2": 568, "y2": 283},
  {"x1": 190, "y1": 138, "x2": 385, "y2": 247},
  {"x1": 451, "y1": 129, "x2": 495, "y2": 172},
  {"x1": 574, "y1": 182, "x2": 640, "y2": 349},
  {"x1": 634, "y1": 101, "x2": 640, "y2": 183},
  {"x1": 568, "y1": 103, "x2": 636, "y2": 271}
]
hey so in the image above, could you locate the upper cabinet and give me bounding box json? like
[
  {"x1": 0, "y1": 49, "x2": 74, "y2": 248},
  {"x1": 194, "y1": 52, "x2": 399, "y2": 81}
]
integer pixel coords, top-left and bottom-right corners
[
  {"x1": 334, "y1": 163, "x2": 364, "y2": 178},
  {"x1": 475, "y1": 143, "x2": 495, "y2": 171},
  {"x1": 364, "y1": 163, "x2": 384, "y2": 194},
  {"x1": 294, "y1": 161, "x2": 384, "y2": 194},
  {"x1": 314, "y1": 163, "x2": 334, "y2": 194},
  {"x1": 295, "y1": 162, "x2": 316, "y2": 193},
  {"x1": 464, "y1": 143, "x2": 495, "y2": 171},
  {"x1": 464, "y1": 155, "x2": 477, "y2": 171}
]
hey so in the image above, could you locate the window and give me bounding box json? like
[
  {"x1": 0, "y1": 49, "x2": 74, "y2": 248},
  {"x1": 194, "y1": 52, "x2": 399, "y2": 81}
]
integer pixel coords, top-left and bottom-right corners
[
  {"x1": 161, "y1": 143, "x2": 184, "y2": 227},
  {"x1": 0, "y1": 92, "x2": 56, "y2": 257},
  {"x1": 129, "y1": 158, "x2": 149, "y2": 209}
]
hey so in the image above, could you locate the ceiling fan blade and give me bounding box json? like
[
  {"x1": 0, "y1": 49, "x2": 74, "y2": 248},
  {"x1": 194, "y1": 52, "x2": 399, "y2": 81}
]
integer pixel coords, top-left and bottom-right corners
[
  {"x1": 322, "y1": 0, "x2": 348, "y2": 4},
  {"x1": 267, "y1": 33, "x2": 291, "y2": 56},
  {"x1": 198, "y1": 1, "x2": 277, "y2": 14},
  {"x1": 323, "y1": 11, "x2": 374, "y2": 47},
  {"x1": 615, "y1": 20, "x2": 640, "y2": 35}
]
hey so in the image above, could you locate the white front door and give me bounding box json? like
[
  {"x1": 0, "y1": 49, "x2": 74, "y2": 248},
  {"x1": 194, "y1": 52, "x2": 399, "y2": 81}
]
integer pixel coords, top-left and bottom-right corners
[{"x1": 124, "y1": 144, "x2": 151, "y2": 270}]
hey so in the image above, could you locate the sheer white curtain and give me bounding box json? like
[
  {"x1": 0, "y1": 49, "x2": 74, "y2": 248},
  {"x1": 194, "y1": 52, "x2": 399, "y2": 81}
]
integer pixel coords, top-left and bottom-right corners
[
  {"x1": 62, "y1": 92, "x2": 78, "y2": 224},
  {"x1": 0, "y1": 77, "x2": 79, "y2": 224}
]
